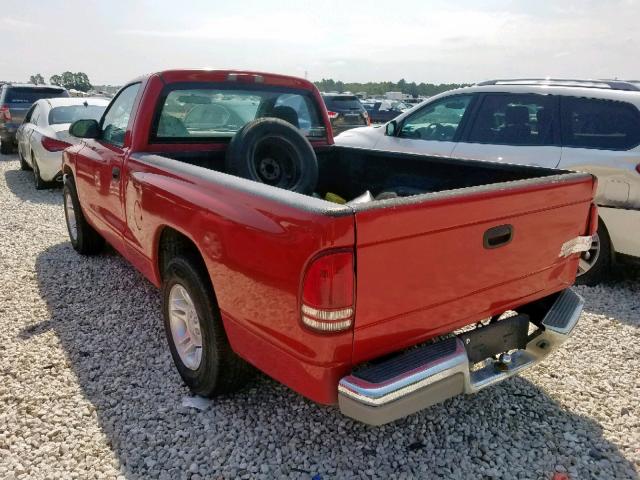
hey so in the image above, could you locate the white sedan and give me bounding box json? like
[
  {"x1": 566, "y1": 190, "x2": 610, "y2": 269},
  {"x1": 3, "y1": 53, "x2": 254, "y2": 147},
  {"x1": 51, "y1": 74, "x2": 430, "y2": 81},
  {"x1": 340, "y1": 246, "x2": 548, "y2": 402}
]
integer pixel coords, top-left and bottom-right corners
[{"x1": 16, "y1": 97, "x2": 108, "y2": 189}]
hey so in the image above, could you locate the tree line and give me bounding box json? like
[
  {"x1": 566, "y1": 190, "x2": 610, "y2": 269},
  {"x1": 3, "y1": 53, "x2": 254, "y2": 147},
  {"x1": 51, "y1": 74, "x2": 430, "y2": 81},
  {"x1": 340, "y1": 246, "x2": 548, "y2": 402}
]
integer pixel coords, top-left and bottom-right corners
[
  {"x1": 28, "y1": 72, "x2": 93, "y2": 92},
  {"x1": 314, "y1": 78, "x2": 470, "y2": 97}
]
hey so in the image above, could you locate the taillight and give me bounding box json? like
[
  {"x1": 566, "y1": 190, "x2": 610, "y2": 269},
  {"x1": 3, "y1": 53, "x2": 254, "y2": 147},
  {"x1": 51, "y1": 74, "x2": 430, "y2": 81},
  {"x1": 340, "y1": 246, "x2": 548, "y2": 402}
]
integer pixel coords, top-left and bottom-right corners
[
  {"x1": 41, "y1": 136, "x2": 72, "y2": 152},
  {"x1": 636, "y1": 163, "x2": 640, "y2": 174},
  {"x1": 588, "y1": 203, "x2": 599, "y2": 236},
  {"x1": 301, "y1": 251, "x2": 354, "y2": 332},
  {"x1": 327, "y1": 111, "x2": 339, "y2": 120},
  {"x1": 363, "y1": 110, "x2": 371, "y2": 126},
  {"x1": 0, "y1": 105, "x2": 10, "y2": 122}
]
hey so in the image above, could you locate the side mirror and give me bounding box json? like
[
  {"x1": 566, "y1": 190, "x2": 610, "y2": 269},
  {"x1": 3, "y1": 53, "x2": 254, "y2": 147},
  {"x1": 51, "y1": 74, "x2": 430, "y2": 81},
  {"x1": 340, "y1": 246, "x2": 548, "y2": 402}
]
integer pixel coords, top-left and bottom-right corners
[
  {"x1": 69, "y1": 119, "x2": 100, "y2": 139},
  {"x1": 385, "y1": 120, "x2": 397, "y2": 136}
]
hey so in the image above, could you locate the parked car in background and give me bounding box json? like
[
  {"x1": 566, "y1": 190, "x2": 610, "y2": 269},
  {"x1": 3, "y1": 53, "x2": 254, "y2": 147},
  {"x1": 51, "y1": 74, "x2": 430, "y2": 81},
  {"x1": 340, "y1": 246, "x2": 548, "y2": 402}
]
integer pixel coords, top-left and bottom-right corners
[
  {"x1": 0, "y1": 84, "x2": 69, "y2": 154},
  {"x1": 362, "y1": 99, "x2": 410, "y2": 123},
  {"x1": 16, "y1": 97, "x2": 108, "y2": 188},
  {"x1": 336, "y1": 78, "x2": 640, "y2": 285},
  {"x1": 61, "y1": 69, "x2": 595, "y2": 425},
  {"x1": 321, "y1": 94, "x2": 369, "y2": 134}
]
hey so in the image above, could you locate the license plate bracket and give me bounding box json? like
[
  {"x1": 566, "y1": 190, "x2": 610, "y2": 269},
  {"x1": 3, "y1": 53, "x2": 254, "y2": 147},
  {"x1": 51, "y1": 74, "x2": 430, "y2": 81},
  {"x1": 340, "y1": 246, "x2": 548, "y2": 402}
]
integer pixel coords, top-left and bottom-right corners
[{"x1": 458, "y1": 314, "x2": 529, "y2": 363}]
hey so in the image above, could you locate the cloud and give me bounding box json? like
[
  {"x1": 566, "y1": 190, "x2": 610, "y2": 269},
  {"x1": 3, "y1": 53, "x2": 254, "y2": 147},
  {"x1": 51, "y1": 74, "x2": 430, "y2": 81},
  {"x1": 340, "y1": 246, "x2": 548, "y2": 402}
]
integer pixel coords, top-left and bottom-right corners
[
  {"x1": 119, "y1": 13, "x2": 327, "y2": 43},
  {"x1": 0, "y1": 17, "x2": 36, "y2": 29}
]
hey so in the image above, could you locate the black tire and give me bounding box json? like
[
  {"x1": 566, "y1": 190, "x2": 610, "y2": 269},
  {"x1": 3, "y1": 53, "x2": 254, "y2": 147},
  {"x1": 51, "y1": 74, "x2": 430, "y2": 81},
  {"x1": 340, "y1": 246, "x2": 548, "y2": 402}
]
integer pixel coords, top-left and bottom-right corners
[
  {"x1": 19, "y1": 149, "x2": 31, "y2": 171},
  {"x1": 32, "y1": 154, "x2": 48, "y2": 190},
  {"x1": 575, "y1": 220, "x2": 611, "y2": 286},
  {"x1": 225, "y1": 118, "x2": 318, "y2": 195},
  {"x1": 0, "y1": 140, "x2": 12, "y2": 155},
  {"x1": 162, "y1": 255, "x2": 253, "y2": 396},
  {"x1": 63, "y1": 176, "x2": 105, "y2": 255}
]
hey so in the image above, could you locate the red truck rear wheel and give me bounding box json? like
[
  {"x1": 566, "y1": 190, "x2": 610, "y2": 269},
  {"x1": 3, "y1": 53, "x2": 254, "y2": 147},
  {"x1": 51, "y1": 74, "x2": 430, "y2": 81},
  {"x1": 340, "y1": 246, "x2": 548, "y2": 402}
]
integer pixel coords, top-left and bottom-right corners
[{"x1": 162, "y1": 254, "x2": 253, "y2": 396}]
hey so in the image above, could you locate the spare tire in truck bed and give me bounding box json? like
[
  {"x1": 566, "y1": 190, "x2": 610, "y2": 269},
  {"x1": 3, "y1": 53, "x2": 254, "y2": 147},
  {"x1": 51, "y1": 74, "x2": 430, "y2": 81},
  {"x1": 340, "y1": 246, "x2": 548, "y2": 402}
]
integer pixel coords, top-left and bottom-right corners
[{"x1": 225, "y1": 118, "x2": 318, "y2": 195}]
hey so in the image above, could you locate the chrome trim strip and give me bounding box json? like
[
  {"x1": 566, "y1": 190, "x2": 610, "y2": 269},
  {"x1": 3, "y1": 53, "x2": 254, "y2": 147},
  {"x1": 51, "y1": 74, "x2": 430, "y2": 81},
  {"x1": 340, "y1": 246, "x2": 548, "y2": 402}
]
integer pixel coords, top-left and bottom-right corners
[
  {"x1": 338, "y1": 342, "x2": 467, "y2": 406},
  {"x1": 541, "y1": 289, "x2": 584, "y2": 335},
  {"x1": 339, "y1": 288, "x2": 584, "y2": 409}
]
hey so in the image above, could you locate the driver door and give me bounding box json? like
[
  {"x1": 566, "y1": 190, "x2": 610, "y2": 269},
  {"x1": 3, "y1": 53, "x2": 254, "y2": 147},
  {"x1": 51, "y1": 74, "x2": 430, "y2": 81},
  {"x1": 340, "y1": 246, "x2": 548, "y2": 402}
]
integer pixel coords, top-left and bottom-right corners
[
  {"x1": 75, "y1": 83, "x2": 141, "y2": 248},
  {"x1": 375, "y1": 94, "x2": 474, "y2": 156}
]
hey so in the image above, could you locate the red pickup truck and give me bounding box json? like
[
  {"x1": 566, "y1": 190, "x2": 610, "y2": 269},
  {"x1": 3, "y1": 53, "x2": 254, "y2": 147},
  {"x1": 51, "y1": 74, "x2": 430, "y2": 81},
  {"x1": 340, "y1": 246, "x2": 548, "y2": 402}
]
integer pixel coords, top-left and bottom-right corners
[{"x1": 62, "y1": 70, "x2": 597, "y2": 425}]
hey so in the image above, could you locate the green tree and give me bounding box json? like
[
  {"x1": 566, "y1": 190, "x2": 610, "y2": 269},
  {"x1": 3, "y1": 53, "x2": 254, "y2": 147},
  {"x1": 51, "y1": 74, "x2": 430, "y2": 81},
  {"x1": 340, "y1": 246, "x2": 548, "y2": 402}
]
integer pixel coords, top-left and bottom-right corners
[
  {"x1": 73, "y1": 72, "x2": 92, "y2": 92},
  {"x1": 314, "y1": 78, "x2": 470, "y2": 98},
  {"x1": 50, "y1": 71, "x2": 93, "y2": 92},
  {"x1": 29, "y1": 73, "x2": 45, "y2": 85}
]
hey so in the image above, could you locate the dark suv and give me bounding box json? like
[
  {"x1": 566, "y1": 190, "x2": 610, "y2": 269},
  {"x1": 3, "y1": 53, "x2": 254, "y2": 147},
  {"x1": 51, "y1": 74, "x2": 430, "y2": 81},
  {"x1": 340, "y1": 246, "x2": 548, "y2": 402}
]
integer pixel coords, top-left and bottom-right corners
[
  {"x1": 0, "y1": 84, "x2": 69, "y2": 154},
  {"x1": 321, "y1": 94, "x2": 369, "y2": 134}
]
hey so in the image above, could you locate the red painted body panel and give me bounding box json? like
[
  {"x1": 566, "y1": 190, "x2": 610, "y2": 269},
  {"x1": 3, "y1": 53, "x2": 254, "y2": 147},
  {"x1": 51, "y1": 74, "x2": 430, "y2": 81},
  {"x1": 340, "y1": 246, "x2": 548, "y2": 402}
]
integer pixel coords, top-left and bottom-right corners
[
  {"x1": 62, "y1": 70, "x2": 595, "y2": 405},
  {"x1": 351, "y1": 176, "x2": 594, "y2": 362},
  {"x1": 122, "y1": 156, "x2": 355, "y2": 403}
]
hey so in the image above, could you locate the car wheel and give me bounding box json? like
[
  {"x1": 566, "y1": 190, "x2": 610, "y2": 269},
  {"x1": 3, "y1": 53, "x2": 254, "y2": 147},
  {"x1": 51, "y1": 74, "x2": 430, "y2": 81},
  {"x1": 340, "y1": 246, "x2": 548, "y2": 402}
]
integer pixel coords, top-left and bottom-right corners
[
  {"x1": 225, "y1": 118, "x2": 318, "y2": 195},
  {"x1": 162, "y1": 255, "x2": 253, "y2": 397},
  {"x1": 32, "y1": 154, "x2": 48, "y2": 190},
  {"x1": 0, "y1": 141, "x2": 12, "y2": 155},
  {"x1": 575, "y1": 220, "x2": 611, "y2": 286},
  {"x1": 19, "y1": 148, "x2": 31, "y2": 171},
  {"x1": 63, "y1": 175, "x2": 105, "y2": 255}
]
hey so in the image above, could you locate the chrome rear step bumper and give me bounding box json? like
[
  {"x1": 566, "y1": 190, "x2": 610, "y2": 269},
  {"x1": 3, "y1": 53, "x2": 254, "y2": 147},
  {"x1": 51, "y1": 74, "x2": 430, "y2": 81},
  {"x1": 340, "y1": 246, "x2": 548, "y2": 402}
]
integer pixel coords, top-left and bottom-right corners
[{"x1": 339, "y1": 288, "x2": 584, "y2": 425}]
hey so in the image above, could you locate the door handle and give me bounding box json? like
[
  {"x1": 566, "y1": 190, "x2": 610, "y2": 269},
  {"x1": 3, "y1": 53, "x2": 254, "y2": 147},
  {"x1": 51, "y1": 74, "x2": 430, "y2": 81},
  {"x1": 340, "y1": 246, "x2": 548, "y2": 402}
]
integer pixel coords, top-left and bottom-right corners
[
  {"x1": 483, "y1": 224, "x2": 514, "y2": 249},
  {"x1": 112, "y1": 167, "x2": 120, "y2": 179}
]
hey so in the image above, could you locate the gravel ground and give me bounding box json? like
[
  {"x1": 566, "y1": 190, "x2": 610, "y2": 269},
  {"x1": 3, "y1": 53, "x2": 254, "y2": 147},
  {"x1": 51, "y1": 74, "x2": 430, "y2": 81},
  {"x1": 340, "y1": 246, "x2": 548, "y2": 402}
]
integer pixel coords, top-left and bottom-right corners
[{"x1": 0, "y1": 154, "x2": 638, "y2": 480}]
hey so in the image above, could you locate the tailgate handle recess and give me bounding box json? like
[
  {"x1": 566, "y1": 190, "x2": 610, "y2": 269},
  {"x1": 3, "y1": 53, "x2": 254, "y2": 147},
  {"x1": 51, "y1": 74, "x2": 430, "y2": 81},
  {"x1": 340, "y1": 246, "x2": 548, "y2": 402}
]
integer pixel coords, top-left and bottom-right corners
[{"x1": 483, "y1": 224, "x2": 513, "y2": 249}]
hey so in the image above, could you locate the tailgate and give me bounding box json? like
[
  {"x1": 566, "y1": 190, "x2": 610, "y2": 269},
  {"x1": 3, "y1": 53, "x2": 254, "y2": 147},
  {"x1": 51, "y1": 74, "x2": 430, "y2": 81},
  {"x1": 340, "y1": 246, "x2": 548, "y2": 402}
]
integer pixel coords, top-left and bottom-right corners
[{"x1": 351, "y1": 173, "x2": 595, "y2": 363}]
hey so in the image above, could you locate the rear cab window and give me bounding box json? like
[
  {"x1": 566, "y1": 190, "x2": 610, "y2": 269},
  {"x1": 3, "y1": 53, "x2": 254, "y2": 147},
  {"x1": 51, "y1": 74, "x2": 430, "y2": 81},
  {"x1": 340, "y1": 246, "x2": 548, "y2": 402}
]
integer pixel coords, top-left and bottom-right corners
[
  {"x1": 151, "y1": 83, "x2": 326, "y2": 142},
  {"x1": 560, "y1": 97, "x2": 640, "y2": 150}
]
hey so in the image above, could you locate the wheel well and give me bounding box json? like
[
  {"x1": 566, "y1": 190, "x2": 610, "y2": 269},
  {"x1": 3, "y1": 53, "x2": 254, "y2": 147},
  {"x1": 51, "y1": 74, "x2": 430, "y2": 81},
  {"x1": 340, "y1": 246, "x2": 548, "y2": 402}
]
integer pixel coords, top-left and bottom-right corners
[
  {"x1": 157, "y1": 227, "x2": 209, "y2": 282},
  {"x1": 597, "y1": 215, "x2": 615, "y2": 259}
]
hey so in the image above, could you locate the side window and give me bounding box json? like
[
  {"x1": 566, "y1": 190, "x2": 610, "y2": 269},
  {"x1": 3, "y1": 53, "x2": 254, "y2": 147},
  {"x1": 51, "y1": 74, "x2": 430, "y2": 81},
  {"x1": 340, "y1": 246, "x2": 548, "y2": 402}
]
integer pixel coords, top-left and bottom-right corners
[
  {"x1": 24, "y1": 104, "x2": 37, "y2": 124},
  {"x1": 100, "y1": 83, "x2": 141, "y2": 146},
  {"x1": 468, "y1": 94, "x2": 556, "y2": 146},
  {"x1": 561, "y1": 97, "x2": 640, "y2": 150},
  {"x1": 400, "y1": 95, "x2": 472, "y2": 142},
  {"x1": 30, "y1": 105, "x2": 41, "y2": 126}
]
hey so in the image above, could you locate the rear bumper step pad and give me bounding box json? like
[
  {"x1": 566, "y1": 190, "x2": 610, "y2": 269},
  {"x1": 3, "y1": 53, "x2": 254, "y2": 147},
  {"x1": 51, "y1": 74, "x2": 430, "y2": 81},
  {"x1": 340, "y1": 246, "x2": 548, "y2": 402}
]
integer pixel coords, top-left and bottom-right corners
[{"x1": 338, "y1": 288, "x2": 584, "y2": 425}]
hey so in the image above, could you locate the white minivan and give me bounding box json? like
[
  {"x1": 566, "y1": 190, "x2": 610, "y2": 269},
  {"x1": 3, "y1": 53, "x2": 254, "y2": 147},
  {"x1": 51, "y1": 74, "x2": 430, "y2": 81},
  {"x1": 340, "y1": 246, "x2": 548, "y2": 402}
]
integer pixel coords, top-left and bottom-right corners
[{"x1": 336, "y1": 79, "x2": 640, "y2": 285}]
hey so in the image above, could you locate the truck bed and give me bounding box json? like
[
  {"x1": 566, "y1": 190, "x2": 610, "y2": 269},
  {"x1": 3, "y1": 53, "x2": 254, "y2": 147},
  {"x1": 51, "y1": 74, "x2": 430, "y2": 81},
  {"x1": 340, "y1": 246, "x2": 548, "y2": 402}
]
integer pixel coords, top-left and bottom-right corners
[
  {"x1": 131, "y1": 146, "x2": 594, "y2": 401},
  {"x1": 158, "y1": 145, "x2": 561, "y2": 199}
]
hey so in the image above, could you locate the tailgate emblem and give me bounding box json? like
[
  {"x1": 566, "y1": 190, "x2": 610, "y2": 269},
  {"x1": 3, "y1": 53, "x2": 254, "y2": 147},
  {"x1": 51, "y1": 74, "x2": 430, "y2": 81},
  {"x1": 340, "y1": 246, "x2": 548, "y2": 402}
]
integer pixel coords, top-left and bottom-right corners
[{"x1": 559, "y1": 236, "x2": 592, "y2": 257}]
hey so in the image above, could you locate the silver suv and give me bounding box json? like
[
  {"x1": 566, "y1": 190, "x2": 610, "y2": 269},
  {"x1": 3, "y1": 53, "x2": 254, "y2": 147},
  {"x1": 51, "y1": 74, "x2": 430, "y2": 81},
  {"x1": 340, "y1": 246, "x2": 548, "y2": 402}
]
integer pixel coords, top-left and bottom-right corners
[{"x1": 335, "y1": 79, "x2": 640, "y2": 285}]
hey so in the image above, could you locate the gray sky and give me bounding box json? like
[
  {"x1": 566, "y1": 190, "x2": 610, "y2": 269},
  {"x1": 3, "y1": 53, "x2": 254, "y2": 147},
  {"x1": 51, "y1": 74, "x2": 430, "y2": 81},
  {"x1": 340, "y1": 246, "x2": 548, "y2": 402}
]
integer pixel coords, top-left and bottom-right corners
[{"x1": 1, "y1": 0, "x2": 639, "y2": 85}]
